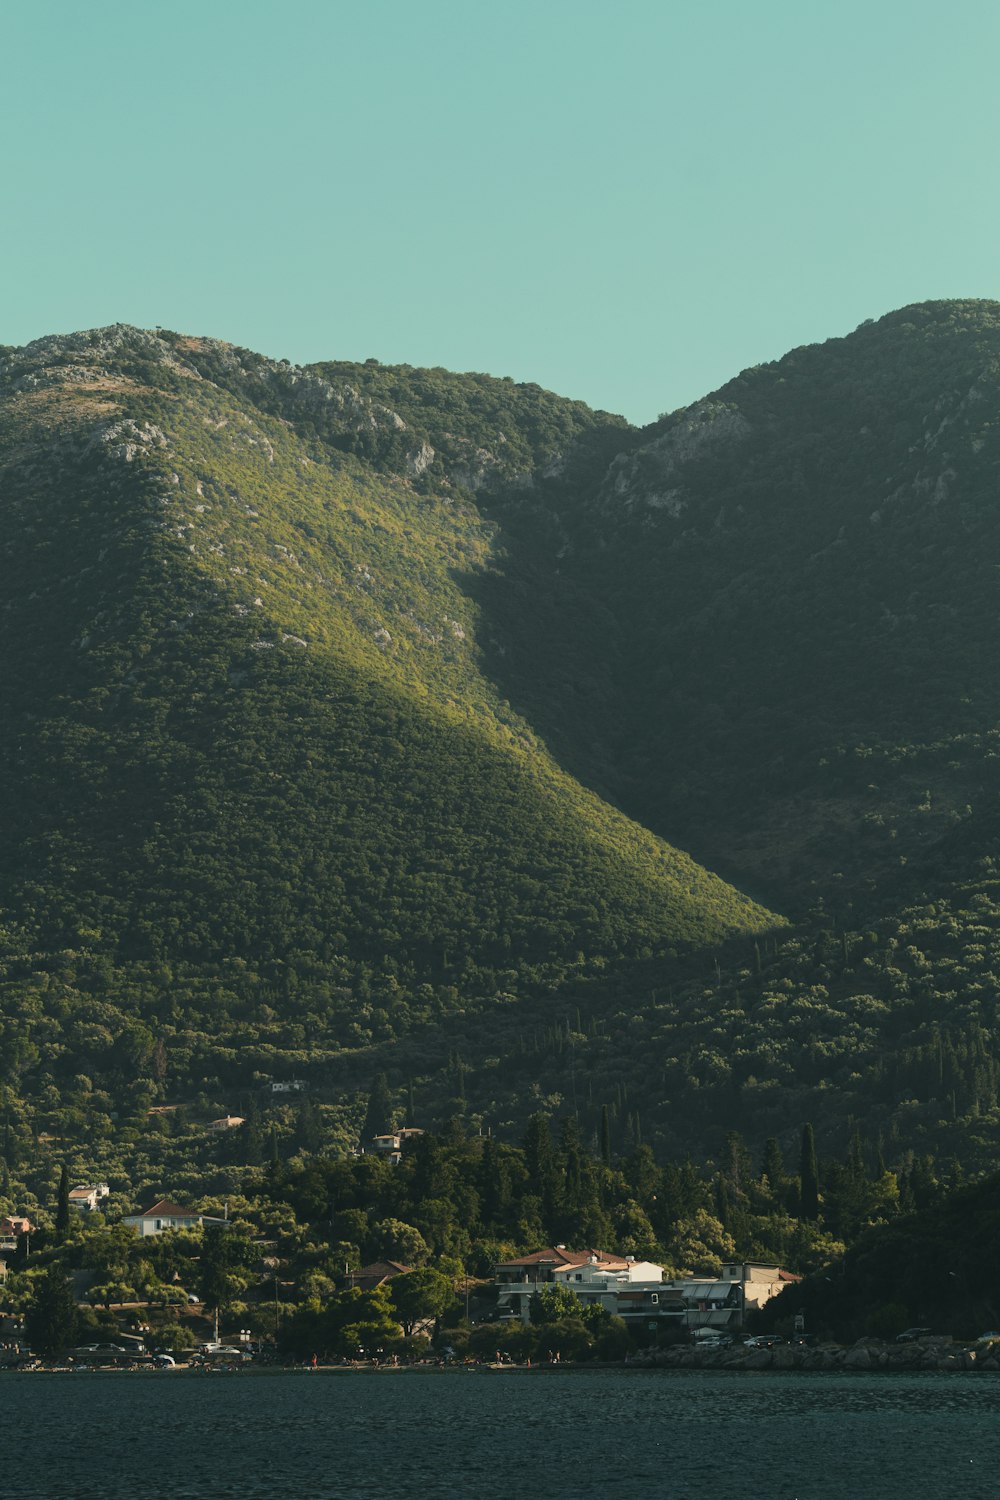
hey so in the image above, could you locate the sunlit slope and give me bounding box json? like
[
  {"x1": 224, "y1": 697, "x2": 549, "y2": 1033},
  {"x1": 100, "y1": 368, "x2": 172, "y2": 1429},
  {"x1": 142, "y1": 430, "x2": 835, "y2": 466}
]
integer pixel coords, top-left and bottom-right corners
[{"x1": 0, "y1": 327, "x2": 776, "y2": 1025}]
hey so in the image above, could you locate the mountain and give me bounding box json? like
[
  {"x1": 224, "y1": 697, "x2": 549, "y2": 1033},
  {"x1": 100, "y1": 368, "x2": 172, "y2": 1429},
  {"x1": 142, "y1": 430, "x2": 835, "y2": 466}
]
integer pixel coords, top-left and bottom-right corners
[
  {"x1": 6, "y1": 301, "x2": 1000, "y2": 1207},
  {"x1": 466, "y1": 299, "x2": 1000, "y2": 913},
  {"x1": 0, "y1": 323, "x2": 777, "y2": 1196}
]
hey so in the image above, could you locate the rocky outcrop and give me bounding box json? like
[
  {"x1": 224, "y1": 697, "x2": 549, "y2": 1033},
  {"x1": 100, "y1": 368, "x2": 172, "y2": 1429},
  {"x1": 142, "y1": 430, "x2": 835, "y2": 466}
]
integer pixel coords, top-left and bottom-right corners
[{"x1": 598, "y1": 400, "x2": 751, "y2": 517}]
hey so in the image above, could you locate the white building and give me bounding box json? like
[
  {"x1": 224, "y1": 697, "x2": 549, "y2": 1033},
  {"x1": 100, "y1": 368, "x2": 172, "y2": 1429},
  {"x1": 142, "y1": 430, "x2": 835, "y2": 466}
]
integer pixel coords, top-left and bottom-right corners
[
  {"x1": 123, "y1": 1198, "x2": 222, "y2": 1237},
  {"x1": 653, "y1": 1262, "x2": 802, "y2": 1329},
  {"x1": 68, "y1": 1183, "x2": 111, "y2": 1213},
  {"x1": 495, "y1": 1250, "x2": 798, "y2": 1329},
  {"x1": 495, "y1": 1246, "x2": 665, "y2": 1324}
]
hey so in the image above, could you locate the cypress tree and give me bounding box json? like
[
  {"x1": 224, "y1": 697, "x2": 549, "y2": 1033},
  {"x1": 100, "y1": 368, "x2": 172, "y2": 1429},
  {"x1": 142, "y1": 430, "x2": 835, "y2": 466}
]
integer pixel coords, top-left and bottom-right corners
[
  {"x1": 362, "y1": 1073, "x2": 393, "y2": 1141},
  {"x1": 55, "y1": 1163, "x2": 70, "y2": 1242},
  {"x1": 600, "y1": 1105, "x2": 612, "y2": 1167},
  {"x1": 242, "y1": 1097, "x2": 264, "y2": 1167},
  {"x1": 760, "y1": 1137, "x2": 785, "y2": 1188},
  {"x1": 26, "y1": 1266, "x2": 77, "y2": 1358},
  {"x1": 799, "y1": 1123, "x2": 820, "y2": 1220},
  {"x1": 523, "y1": 1114, "x2": 554, "y2": 1184}
]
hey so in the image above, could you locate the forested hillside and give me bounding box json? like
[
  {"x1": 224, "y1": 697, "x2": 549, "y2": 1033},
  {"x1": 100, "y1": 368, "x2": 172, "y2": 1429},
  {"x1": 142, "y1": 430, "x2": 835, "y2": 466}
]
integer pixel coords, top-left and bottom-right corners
[
  {"x1": 5, "y1": 304, "x2": 1000, "y2": 1223},
  {"x1": 0, "y1": 324, "x2": 773, "y2": 1206},
  {"x1": 469, "y1": 300, "x2": 1000, "y2": 912}
]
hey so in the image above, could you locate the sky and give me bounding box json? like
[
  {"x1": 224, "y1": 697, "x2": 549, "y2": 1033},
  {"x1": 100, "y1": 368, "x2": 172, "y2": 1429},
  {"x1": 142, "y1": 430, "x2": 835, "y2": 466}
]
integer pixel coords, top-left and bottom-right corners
[{"x1": 4, "y1": 0, "x2": 1000, "y2": 424}]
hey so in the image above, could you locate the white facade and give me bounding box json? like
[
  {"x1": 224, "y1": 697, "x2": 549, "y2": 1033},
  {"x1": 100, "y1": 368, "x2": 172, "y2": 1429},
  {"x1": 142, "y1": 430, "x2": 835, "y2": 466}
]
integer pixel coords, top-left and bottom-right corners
[
  {"x1": 69, "y1": 1183, "x2": 111, "y2": 1213},
  {"x1": 123, "y1": 1199, "x2": 208, "y2": 1237},
  {"x1": 496, "y1": 1251, "x2": 665, "y2": 1324},
  {"x1": 495, "y1": 1252, "x2": 795, "y2": 1328}
]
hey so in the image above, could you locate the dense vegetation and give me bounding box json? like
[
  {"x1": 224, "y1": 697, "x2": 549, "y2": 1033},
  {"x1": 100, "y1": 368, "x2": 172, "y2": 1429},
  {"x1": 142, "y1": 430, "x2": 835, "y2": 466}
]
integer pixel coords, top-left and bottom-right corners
[
  {"x1": 5, "y1": 303, "x2": 1000, "y2": 1230},
  {"x1": 474, "y1": 301, "x2": 1000, "y2": 914},
  {"x1": 4, "y1": 1112, "x2": 904, "y2": 1358},
  {"x1": 0, "y1": 324, "x2": 772, "y2": 1212}
]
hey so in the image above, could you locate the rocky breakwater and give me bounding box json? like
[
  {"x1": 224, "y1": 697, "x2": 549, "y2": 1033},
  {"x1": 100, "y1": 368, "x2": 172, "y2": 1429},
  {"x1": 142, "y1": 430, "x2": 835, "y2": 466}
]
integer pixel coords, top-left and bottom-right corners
[{"x1": 630, "y1": 1337, "x2": 999, "y2": 1373}]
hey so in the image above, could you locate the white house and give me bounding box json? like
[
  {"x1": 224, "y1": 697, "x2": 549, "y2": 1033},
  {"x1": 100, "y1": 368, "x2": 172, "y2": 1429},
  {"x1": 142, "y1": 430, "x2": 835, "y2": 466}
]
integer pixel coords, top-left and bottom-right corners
[
  {"x1": 69, "y1": 1183, "x2": 111, "y2": 1213},
  {"x1": 495, "y1": 1246, "x2": 665, "y2": 1324},
  {"x1": 207, "y1": 1116, "x2": 245, "y2": 1133},
  {"x1": 123, "y1": 1198, "x2": 221, "y2": 1238},
  {"x1": 367, "y1": 1128, "x2": 424, "y2": 1165},
  {"x1": 495, "y1": 1249, "x2": 798, "y2": 1329}
]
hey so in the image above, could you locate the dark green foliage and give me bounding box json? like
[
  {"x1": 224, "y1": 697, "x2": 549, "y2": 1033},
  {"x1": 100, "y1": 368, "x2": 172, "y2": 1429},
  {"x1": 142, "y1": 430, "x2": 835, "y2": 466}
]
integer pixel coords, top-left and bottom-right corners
[
  {"x1": 55, "y1": 1164, "x2": 70, "y2": 1242},
  {"x1": 800, "y1": 1125, "x2": 820, "y2": 1221},
  {"x1": 25, "y1": 1266, "x2": 77, "y2": 1357},
  {"x1": 10, "y1": 306, "x2": 1000, "y2": 1207},
  {"x1": 362, "y1": 1075, "x2": 393, "y2": 1143},
  {"x1": 388, "y1": 1266, "x2": 452, "y2": 1335},
  {"x1": 0, "y1": 324, "x2": 778, "y2": 1205},
  {"x1": 766, "y1": 1168, "x2": 1000, "y2": 1341}
]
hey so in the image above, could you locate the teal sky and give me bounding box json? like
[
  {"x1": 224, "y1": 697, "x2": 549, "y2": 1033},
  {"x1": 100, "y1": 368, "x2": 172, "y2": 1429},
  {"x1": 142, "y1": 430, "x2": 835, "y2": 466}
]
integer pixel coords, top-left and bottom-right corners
[{"x1": 4, "y1": 0, "x2": 999, "y2": 424}]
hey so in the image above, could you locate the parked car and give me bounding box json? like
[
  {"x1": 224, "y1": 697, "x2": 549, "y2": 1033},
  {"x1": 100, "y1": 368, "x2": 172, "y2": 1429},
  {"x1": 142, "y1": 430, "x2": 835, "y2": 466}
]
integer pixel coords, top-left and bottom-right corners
[
  {"x1": 896, "y1": 1327, "x2": 933, "y2": 1343},
  {"x1": 744, "y1": 1334, "x2": 785, "y2": 1348}
]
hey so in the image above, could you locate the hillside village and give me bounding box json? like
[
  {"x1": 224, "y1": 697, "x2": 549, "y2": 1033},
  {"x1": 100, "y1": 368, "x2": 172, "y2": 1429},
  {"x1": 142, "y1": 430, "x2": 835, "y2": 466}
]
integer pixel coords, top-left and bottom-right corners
[{"x1": 0, "y1": 1118, "x2": 810, "y2": 1367}]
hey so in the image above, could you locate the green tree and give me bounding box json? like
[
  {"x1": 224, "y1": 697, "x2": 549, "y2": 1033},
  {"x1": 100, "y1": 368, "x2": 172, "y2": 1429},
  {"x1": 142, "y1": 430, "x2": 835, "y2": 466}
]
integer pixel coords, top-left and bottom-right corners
[
  {"x1": 389, "y1": 1267, "x2": 453, "y2": 1335},
  {"x1": 199, "y1": 1223, "x2": 252, "y2": 1317},
  {"x1": 800, "y1": 1123, "x2": 820, "y2": 1221},
  {"x1": 363, "y1": 1073, "x2": 393, "y2": 1142},
  {"x1": 26, "y1": 1266, "x2": 78, "y2": 1358},
  {"x1": 529, "y1": 1282, "x2": 582, "y2": 1324},
  {"x1": 55, "y1": 1163, "x2": 70, "y2": 1242},
  {"x1": 371, "y1": 1218, "x2": 430, "y2": 1267}
]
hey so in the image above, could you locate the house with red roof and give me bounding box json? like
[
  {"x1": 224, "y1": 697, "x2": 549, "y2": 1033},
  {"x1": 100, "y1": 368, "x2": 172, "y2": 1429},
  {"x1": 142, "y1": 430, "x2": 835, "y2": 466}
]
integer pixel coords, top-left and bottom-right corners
[
  {"x1": 123, "y1": 1198, "x2": 226, "y2": 1237},
  {"x1": 494, "y1": 1248, "x2": 799, "y2": 1328},
  {"x1": 495, "y1": 1246, "x2": 665, "y2": 1323},
  {"x1": 345, "y1": 1260, "x2": 414, "y2": 1292},
  {"x1": 0, "y1": 1215, "x2": 34, "y2": 1240}
]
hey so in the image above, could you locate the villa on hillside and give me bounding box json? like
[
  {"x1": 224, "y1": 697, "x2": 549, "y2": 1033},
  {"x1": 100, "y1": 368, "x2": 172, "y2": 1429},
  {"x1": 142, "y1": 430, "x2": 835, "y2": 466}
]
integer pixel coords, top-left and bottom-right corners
[
  {"x1": 366, "y1": 1128, "x2": 425, "y2": 1165},
  {"x1": 494, "y1": 1248, "x2": 800, "y2": 1329},
  {"x1": 123, "y1": 1198, "x2": 227, "y2": 1238},
  {"x1": 495, "y1": 1246, "x2": 665, "y2": 1323},
  {"x1": 0, "y1": 1215, "x2": 34, "y2": 1241},
  {"x1": 69, "y1": 1183, "x2": 110, "y2": 1213}
]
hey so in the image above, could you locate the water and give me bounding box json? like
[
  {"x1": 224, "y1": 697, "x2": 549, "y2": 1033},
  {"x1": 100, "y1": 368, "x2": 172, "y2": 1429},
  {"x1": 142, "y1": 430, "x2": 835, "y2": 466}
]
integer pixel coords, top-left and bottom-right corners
[{"x1": 7, "y1": 1368, "x2": 1000, "y2": 1499}]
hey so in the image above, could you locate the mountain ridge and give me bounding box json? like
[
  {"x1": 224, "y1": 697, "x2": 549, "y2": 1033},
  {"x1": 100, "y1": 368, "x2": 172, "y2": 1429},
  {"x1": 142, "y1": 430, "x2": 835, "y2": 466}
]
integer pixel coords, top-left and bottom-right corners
[{"x1": 7, "y1": 302, "x2": 1000, "y2": 1202}]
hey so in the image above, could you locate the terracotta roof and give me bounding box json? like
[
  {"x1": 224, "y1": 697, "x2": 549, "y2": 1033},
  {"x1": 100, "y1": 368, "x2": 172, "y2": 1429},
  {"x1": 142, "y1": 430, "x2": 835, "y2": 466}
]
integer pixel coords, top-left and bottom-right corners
[
  {"x1": 497, "y1": 1247, "x2": 629, "y2": 1270},
  {"x1": 134, "y1": 1199, "x2": 202, "y2": 1219},
  {"x1": 778, "y1": 1269, "x2": 803, "y2": 1282},
  {"x1": 348, "y1": 1260, "x2": 414, "y2": 1289}
]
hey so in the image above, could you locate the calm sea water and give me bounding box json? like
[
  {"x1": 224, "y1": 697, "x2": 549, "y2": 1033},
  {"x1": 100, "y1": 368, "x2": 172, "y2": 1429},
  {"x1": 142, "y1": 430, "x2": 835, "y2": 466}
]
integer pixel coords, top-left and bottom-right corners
[{"x1": 7, "y1": 1368, "x2": 1000, "y2": 1499}]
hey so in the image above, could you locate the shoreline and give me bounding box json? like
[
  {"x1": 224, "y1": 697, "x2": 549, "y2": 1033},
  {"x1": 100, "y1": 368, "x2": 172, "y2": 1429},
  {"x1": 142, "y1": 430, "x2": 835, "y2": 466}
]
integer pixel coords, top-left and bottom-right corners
[{"x1": 3, "y1": 1340, "x2": 996, "y2": 1376}]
